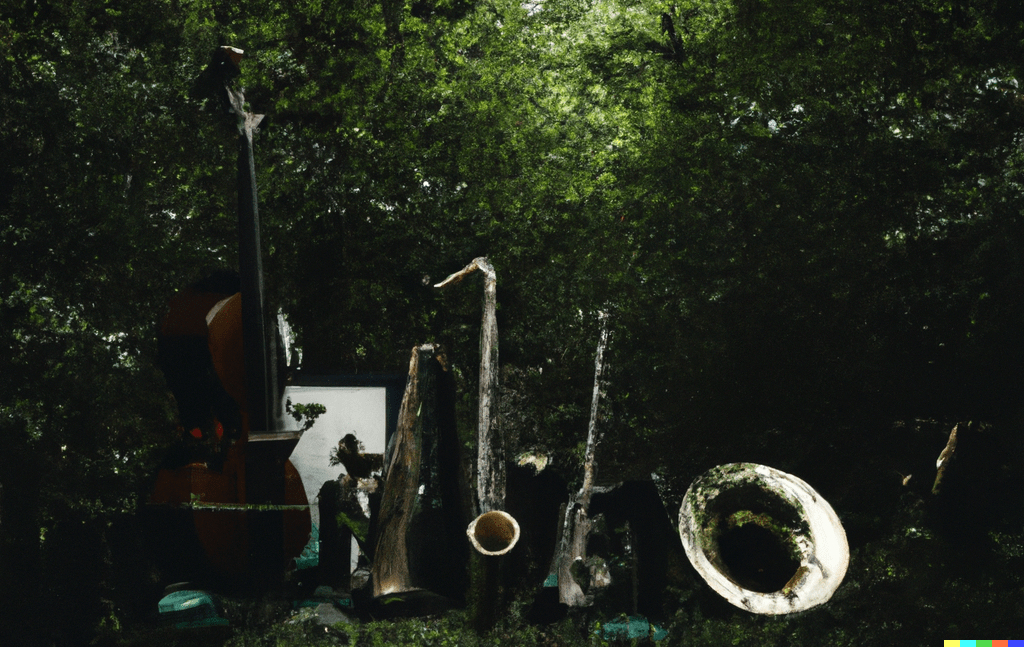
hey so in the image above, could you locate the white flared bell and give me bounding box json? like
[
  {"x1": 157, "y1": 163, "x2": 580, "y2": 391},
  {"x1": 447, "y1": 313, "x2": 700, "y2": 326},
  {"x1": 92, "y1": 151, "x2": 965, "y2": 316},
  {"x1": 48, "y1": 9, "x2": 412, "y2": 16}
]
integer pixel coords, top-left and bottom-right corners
[
  {"x1": 679, "y1": 463, "x2": 849, "y2": 615},
  {"x1": 467, "y1": 510, "x2": 520, "y2": 556}
]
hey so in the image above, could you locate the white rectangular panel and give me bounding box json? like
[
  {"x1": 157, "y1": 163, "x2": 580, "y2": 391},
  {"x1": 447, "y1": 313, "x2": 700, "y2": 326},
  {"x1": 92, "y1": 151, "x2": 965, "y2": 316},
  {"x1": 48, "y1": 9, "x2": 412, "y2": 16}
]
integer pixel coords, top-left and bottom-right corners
[{"x1": 282, "y1": 386, "x2": 387, "y2": 530}]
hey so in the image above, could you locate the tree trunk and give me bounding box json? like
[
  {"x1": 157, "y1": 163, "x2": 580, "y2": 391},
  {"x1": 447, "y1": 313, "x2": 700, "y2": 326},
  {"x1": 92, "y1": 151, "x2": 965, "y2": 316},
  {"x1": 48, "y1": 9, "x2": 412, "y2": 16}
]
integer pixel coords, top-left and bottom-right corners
[
  {"x1": 556, "y1": 311, "x2": 612, "y2": 606},
  {"x1": 371, "y1": 344, "x2": 467, "y2": 599},
  {"x1": 435, "y1": 257, "x2": 503, "y2": 515},
  {"x1": 435, "y1": 259, "x2": 515, "y2": 630}
]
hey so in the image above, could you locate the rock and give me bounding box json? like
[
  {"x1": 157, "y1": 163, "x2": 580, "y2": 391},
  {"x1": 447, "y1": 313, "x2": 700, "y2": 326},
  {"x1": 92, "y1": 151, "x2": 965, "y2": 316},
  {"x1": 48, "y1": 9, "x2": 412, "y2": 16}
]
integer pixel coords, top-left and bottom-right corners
[{"x1": 313, "y1": 602, "x2": 353, "y2": 626}]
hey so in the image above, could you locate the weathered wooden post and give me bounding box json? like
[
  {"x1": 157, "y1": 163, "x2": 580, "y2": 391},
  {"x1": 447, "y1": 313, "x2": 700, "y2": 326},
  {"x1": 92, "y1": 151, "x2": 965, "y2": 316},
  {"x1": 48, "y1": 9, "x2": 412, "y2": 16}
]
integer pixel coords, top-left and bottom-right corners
[
  {"x1": 370, "y1": 344, "x2": 468, "y2": 603},
  {"x1": 932, "y1": 421, "x2": 964, "y2": 495},
  {"x1": 434, "y1": 258, "x2": 519, "y2": 628},
  {"x1": 434, "y1": 258, "x2": 512, "y2": 534},
  {"x1": 553, "y1": 311, "x2": 612, "y2": 606}
]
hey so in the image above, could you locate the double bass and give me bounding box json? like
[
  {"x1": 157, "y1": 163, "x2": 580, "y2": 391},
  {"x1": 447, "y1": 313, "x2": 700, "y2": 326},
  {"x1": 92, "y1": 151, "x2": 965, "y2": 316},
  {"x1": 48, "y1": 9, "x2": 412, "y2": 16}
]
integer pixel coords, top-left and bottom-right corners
[{"x1": 151, "y1": 271, "x2": 310, "y2": 578}]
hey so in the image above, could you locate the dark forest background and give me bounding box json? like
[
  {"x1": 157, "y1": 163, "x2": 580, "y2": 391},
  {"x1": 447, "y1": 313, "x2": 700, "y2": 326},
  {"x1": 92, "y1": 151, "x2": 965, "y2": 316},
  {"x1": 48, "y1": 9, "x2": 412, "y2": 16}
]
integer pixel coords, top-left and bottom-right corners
[{"x1": 2, "y1": 0, "x2": 1023, "y2": 644}]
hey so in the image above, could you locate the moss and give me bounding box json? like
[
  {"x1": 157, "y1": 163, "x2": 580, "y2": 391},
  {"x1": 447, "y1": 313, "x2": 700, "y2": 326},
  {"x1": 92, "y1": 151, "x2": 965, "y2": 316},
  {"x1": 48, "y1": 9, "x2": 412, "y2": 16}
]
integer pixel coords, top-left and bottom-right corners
[
  {"x1": 724, "y1": 509, "x2": 802, "y2": 565},
  {"x1": 337, "y1": 511, "x2": 369, "y2": 542},
  {"x1": 781, "y1": 565, "x2": 810, "y2": 596},
  {"x1": 693, "y1": 476, "x2": 807, "y2": 564}
]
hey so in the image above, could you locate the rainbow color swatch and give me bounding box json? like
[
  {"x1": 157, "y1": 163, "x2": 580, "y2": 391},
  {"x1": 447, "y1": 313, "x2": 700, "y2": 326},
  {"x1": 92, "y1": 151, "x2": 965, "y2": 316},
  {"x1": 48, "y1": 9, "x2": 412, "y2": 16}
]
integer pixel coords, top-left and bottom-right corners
[{"x1": 944, "y1": 641, "x2": 1024, "y2": 646}]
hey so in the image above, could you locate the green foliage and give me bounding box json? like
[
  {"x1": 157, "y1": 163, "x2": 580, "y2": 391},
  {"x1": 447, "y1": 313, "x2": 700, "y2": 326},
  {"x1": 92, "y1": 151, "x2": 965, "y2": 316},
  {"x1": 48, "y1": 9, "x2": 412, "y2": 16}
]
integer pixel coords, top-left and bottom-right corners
[
  {"x1": 335, "y1": 511, "x2": 369, "y2": 542},
  {"x1": 287, "y1": 399, "x2": 327, "y2": 432},
  {"x1": 3, "y1": 0, "x2": 1024, "y2": 643},
  {"x1": 219, "y1": 607, "x2": 586, "y2": 647}
]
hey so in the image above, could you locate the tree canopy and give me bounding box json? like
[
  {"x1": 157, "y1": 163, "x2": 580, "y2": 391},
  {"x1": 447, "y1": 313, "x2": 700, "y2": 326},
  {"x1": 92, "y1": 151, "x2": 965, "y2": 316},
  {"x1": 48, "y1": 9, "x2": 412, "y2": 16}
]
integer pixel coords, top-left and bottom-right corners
[{"x1": 2, "y1": 0, "x2": 1023, "y2": 643}]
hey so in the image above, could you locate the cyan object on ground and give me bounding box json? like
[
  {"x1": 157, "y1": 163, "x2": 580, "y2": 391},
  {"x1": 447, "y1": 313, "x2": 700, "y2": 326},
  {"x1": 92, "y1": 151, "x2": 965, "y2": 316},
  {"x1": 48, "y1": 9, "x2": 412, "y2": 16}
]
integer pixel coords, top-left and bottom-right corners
[
  {"x1": 157, "y1": 590, "x2": 229, "y2": 629},
  {"x1": 596, "y1": 615, "x2": 668, "y2": 641}
]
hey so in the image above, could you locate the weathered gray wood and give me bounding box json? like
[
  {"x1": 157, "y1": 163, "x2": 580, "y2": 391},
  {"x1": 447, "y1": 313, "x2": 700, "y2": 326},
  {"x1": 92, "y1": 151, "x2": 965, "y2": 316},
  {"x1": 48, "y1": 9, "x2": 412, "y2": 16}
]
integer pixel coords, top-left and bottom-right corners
[
  {"x1": 371, "y1": 345, "x2": 428, "y2": 595},
  {"x1": 435, "y1": 258, "x2": 504, "y2": 515},
  {"x1": 933, "y1": 421, "x2": 965, "y2": 495},
  {"x1": 556, "y1": 311, "x2": 612, "y2": 606},
  {"x1": 435, "y1": 259, "x2": 512, "y2": 630},
  {"x1": 371, "y1": 344, "x2": 467, "y2": 599},
  {"x1": 580, "y1": 311, "x2": 611, "y2": 511}
]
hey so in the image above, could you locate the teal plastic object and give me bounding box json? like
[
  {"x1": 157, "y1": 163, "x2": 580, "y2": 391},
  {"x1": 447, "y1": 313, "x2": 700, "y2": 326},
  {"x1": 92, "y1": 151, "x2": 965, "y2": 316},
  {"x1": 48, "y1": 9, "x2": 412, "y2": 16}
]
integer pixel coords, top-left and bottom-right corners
[
  {"x1": 596, "y1": 615, "x2": 668, "y2": 642},
  {"x1": 295, "y1": 522, "x2": 320, "y2": 571},
  {"x1": 157, "y1": 590, "x2": 229, "y2": 629}
]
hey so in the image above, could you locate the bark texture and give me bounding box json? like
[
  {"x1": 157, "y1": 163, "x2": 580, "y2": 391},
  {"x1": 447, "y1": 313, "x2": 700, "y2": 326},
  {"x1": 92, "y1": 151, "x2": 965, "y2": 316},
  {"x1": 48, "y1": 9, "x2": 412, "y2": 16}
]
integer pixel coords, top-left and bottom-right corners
[
  {"x1": 371, "y1": 344, "x2": 466, "y2": 598},
  {"x1": 435, "y1": 258, "x2": 503, "y2": 514},
  {"x1": 556, "y1": 312, "x2": 612, "y2": 606}
]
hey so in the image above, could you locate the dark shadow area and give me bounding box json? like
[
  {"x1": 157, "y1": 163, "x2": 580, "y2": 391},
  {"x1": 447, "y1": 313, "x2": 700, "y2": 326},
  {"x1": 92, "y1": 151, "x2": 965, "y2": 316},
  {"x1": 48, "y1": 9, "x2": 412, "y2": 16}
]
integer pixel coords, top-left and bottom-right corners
[{"x1": 716, "y1": 523, "x2": 799, "y2": 593}]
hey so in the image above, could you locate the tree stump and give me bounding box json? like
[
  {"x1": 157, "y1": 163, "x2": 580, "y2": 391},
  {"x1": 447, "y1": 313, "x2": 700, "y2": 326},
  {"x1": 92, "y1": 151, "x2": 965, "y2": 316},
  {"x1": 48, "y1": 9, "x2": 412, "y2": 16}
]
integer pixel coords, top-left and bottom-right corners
[{"x1": 370, "y1": 344, "x2": 467, "y2": 600}]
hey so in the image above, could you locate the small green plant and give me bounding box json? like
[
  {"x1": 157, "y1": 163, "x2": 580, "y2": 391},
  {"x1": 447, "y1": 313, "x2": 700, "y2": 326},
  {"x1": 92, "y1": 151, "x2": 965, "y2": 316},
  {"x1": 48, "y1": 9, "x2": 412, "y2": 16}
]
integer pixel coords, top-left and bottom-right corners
[
  {"x1": 287, "y1": 399, "x2": 327, "y2": 432},
  {"x1": 336, "y1": 511, "x2": 369, "y2": 542}
]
